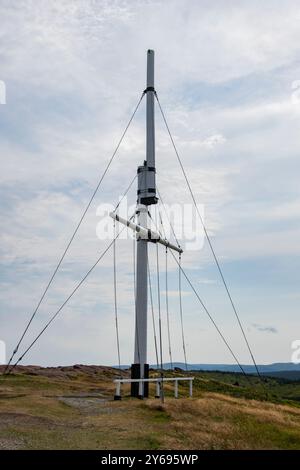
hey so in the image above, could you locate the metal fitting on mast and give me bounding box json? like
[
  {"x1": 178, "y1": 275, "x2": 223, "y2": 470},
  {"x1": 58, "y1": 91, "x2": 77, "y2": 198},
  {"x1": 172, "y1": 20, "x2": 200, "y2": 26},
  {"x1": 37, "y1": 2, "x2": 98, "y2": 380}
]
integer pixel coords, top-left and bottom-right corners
[{"x1": 137, "y1": 161, "x2": 158, "y2": 206}]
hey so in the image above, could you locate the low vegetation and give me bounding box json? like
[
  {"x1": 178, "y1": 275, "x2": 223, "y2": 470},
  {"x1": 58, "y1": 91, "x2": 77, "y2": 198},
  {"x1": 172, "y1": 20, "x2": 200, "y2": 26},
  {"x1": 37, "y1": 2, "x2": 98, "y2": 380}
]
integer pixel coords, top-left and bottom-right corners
[{"x1": 0, "y1": 365, "x2": 300, "y2": 449}]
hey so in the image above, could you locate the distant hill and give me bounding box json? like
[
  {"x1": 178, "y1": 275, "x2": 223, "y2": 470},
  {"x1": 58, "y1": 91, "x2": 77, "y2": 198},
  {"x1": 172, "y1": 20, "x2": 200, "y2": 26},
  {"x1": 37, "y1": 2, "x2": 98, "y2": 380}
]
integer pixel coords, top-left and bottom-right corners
[
  {"x1": 116, "y1": 362, "x2": 300, "y2": 380},
  {"x1": 155, "y1": 362, "x2": 300, "y2": 371},
  {"x1": 147, "y1": 362, "x2": 300, "y2": 379},
  {"x1": 260, "y1": 370, "x2": 300, "y2": 381}
]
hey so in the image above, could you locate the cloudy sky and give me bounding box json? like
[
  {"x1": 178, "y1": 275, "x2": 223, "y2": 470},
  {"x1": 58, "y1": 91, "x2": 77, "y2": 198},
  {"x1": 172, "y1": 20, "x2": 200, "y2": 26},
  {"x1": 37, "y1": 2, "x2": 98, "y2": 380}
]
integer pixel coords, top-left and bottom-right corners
[{"x1": 1, "y1": 0, "x2": 300, "y2": 367}]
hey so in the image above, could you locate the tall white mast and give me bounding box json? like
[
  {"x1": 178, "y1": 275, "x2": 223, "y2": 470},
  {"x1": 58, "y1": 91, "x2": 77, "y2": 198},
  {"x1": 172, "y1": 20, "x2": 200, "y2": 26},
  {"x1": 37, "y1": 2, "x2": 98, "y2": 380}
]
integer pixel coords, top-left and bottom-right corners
[
  {"x1": 111, "y1": 50, "x2": 182, "y2": 398},
  {"x1": 131, "y1": 50, "x2": 157, "y2": 397},
  {"x1": 146, "y1": 49, "x2": 155, "y2": 169}
]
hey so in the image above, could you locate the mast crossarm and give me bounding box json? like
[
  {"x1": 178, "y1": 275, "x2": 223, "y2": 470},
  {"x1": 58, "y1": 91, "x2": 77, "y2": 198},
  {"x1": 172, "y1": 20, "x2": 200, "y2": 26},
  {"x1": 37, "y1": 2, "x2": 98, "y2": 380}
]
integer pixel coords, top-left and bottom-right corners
[{"x1": 110, "y1": 212, "x2": 183, "y2": 254}]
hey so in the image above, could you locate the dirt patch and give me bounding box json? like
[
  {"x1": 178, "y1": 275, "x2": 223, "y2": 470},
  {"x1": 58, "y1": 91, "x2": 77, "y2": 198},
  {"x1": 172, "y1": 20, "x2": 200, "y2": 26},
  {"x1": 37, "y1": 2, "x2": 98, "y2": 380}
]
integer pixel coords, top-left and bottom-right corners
[
  {"x1": 0, "y1": 437, "x2": 25, "y2": 450},
  {"x1": 0, "y1": 412, "x2": 55, "y2": 428},
  {"x1": 58, "y1": 396, "x2": 120, "y2": 415}
]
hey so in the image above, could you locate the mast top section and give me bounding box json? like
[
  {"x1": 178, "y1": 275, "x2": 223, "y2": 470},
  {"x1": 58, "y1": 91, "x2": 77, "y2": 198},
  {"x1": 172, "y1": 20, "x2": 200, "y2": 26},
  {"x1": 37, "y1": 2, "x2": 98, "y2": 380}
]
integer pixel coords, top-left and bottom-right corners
[
  {"x1": 138, "y1": 49, "x2": 157, "y2": 206},
  {"x1": 146, "y1": 50, "x2": 155, "y2": 90}
]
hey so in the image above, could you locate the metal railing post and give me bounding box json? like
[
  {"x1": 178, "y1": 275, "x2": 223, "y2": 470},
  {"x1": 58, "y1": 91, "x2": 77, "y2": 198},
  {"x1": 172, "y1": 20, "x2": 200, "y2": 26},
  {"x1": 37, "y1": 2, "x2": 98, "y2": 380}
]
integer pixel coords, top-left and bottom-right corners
[
  {"x1": 138, "y1": 379, "x2": 143, "y2": 398},
  {"x1": 112, "y1": 377, "x2": 194, "y2": 400},
  {"x1": 174, "y1": 379, "x2": 178, "y2": 398},
  {"x1": 114, "y1": 380, "x2": 122, "y2": 401},
  {"x1": 155, "y1": 380, "x2": 160, "y2": 398}
]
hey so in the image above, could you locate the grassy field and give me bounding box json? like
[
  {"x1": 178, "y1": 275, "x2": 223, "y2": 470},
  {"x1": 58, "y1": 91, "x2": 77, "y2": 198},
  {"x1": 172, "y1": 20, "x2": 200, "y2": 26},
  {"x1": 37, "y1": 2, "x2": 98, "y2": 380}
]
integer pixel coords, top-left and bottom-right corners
[{"x1": 1, "y1": 365, "x2": 300, "y2": 450}]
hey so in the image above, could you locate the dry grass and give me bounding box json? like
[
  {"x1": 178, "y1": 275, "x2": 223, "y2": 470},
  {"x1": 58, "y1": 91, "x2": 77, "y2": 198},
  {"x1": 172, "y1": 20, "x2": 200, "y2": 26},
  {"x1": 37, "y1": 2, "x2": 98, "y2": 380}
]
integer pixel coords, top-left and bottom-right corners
[
  {"x1": 148, "y1": 394, "x2": 300, "y2": 449},
  {"x1": 1, "y1": 366, "x2": 300, "y2": 449}
]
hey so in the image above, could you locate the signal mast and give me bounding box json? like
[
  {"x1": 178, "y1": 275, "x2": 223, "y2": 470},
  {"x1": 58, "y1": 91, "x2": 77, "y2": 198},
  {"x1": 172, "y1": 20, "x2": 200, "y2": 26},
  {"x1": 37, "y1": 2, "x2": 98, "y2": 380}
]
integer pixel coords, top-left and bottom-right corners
[{"x1": 111, "y1": 50, "x2": 182, "y2": 398}]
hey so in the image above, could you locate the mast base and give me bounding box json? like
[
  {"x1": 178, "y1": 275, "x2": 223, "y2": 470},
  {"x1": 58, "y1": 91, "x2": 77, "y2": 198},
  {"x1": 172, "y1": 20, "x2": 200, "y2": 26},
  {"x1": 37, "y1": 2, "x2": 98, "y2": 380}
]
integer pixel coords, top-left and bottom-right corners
[{"x1": 131, "y1": 363, "x2": 149, "y2": 398}]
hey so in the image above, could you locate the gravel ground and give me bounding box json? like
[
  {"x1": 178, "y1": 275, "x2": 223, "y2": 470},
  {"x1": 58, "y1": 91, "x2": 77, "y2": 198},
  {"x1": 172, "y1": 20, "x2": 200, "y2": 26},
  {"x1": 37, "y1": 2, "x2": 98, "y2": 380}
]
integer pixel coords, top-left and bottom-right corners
[{"x1": 58, "y1": 395, "x2": 121, "y2": 415}]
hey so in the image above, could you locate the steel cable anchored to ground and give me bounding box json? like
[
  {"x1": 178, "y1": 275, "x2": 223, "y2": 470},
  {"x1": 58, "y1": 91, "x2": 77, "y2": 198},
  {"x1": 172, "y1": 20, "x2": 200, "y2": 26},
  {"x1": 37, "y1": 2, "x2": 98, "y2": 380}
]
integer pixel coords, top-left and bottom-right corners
[
  {"x1": 156, "y1": 92, "x2": 262, "y2": 380},
  {"x1": 4, "y1": 93, "x2": 145, "y2": 374}
]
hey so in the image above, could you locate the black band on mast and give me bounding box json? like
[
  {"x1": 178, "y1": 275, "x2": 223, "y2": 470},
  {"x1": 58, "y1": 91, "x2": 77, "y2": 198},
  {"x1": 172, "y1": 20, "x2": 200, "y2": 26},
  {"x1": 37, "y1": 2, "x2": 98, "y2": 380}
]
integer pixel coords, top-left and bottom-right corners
[{"x1": 144, "y1": 86, "x2": 155, "y2": 93}]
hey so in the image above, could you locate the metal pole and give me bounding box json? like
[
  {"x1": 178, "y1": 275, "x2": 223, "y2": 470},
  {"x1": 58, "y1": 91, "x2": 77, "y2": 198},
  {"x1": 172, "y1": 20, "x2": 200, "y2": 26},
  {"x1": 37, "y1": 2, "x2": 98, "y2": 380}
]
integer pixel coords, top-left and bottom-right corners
[
  {"x1": 114, "y1": 380, "x2": 121, "y2": 401},
  {"x1": 155, "y1": 380, "x2": 160, "y2": 398},
  {"x1": 146, "y1": 50, "x2": 155, "y2": 168},
  {"x1": 131, "y1": 50, "x2": 157, "y2": 398},
  {"x1": 174, "y1": 379, "x2": 178, "y2": 398},
  {"x1": 133, "y1": 205, "x2": 148, "y2": 398}
]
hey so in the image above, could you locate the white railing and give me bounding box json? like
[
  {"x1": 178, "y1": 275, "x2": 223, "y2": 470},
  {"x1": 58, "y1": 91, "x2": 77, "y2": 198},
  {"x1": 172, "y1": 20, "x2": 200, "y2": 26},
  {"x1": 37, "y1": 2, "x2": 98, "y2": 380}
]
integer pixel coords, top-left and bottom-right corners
[{"x1": 113, "y1": 376, "x2": 194, "y2": 400}]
